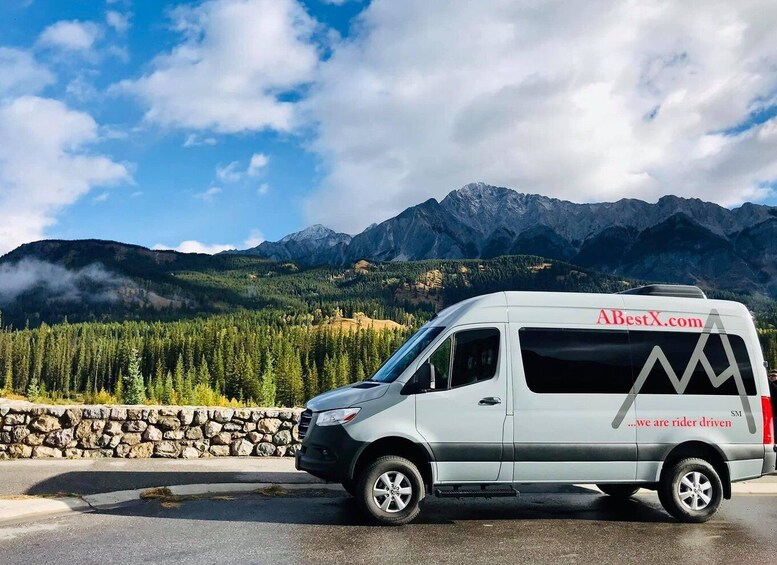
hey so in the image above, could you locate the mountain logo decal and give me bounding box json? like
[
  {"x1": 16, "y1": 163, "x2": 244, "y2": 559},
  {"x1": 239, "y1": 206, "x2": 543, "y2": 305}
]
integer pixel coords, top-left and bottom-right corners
[{"x1": 612, "y1": 309, "x2": 756, "y2": 434}]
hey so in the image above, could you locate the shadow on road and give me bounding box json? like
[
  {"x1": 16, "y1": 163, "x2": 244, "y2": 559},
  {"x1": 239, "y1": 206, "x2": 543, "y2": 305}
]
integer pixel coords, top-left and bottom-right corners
[
  {"x1": 98, "y1": 488, "x2": 675, "y2": 526},
  {"x1": 25, "y1": 470, "x2": 317, "y2": 496}
]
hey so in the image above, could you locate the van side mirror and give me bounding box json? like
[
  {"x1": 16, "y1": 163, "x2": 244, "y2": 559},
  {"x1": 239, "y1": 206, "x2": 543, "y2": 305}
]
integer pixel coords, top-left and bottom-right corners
[{"x1": 401, "y1": 362, "x2": 434, "y2": 395}]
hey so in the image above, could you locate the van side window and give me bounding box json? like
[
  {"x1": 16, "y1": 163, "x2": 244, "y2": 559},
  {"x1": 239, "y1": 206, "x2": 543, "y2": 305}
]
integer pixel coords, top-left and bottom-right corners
[
  {"x1": 520, "y1": 328, "x2": 758, "y2": 396},
  {"x1": 450, "y1": 328, "x2": 500, "y2": 388},
  {"x1": 520, "y1": 328, "x2": 633, "y2": 393},
  {"x1": 630, "y1": 331, "x2": 757, "y2": 396},
  {"x1": 425, "y1": 328, "x2": 500, "y2": 390}
]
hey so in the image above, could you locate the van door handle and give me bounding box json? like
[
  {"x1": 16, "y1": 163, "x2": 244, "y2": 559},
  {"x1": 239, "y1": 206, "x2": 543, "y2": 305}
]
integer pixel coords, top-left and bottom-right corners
[{"x1": 479, "y1": 397, "x2": 501, "y2": 406}]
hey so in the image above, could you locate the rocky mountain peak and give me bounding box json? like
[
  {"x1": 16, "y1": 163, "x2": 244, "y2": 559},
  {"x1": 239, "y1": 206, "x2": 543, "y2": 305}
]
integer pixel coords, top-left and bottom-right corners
[
  {"x1": 279, "y1": 224, "x2": 346, "y2": 243},
  {"x1": 224, "y1": 182, "x2": 777, "y2": 298}
]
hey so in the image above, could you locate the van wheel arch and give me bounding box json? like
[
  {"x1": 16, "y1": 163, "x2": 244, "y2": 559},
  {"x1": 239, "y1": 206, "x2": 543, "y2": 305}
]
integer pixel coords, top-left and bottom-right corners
[
  {"x1": 352, "y1": 437, "x2": 434, "y2": 490},
  {"x1": 659, "y1": 441, "x2": 731, "y2": 499}
]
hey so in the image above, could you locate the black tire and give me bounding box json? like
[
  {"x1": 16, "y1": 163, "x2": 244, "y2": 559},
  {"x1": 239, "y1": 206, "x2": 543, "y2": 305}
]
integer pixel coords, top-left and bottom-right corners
[
  {"x1": 341, "y1": 478, "x2": 357, "y2": 496},
  {"x1": 659, "y1": 457, "x2": 723, "y2": 523},
  {"x1": 597, "y1": 484, "x2": 640, "y2": 498},
  {"x1": 355, "y1": 455, "x2": 424, "y2": 526}
]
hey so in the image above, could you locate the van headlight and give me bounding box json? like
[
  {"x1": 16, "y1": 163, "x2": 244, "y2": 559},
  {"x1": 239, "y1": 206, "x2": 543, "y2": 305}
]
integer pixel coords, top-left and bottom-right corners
[{"x1": 316, "y1": 408, "x2": 361, "y2": 426}]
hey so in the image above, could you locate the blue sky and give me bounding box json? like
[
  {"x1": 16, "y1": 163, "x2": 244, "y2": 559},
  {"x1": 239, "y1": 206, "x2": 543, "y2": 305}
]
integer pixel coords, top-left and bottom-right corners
[{"x1": 1, "y1": 0, "x2": 776, "y2": 255}]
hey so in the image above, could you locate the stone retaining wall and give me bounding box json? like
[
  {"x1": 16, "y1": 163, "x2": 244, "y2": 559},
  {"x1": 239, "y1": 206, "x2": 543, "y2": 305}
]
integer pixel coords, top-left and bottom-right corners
[{"x1": 0, "y1": 401, "x2": 302, "y2": 459}]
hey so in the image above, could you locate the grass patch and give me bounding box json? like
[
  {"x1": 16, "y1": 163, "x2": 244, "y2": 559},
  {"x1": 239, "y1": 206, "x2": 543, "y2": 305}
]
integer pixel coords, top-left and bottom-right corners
[
  {"x1": 139, "y1": 487, "x2": 173, "y2": 500},
  {"x1": 257, "y1": 485, "x2": 288, "y2": 496}
]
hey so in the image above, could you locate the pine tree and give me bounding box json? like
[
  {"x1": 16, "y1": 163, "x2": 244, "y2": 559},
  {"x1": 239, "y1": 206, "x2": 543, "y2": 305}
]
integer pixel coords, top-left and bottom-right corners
[
  {"x1": 123, "y1": 347, "x2": 146, "y2": 404},
  {"x1": 115, "y1": 369, "x2": 124, "y2": 402},
  {"x1": 356, "y1": 360, "x2": 366, "y2": 383},
  {"x1": 174, "y1": 353, "x2": 185, "y2": 399},
  {"x1": 153, "y1": 359, "x2": 165, "y2": 401},
  {"x1": 289, "y1": 350, "x2": 304, "y2": 407},
  {"x1": 241, "y1": 353, "x2": 261, "y2": 403},
  {"x1": 260, "y1": 356, "x2": 276, "y2": 407},
  {"x1": 26, "y1": 377, "x2": 40, "y2": 400},
  {"x1": 163, "y1": 371, "x2": 174, "y2": 405},
  {"x1": 182, "y1": 367, "x2": 195, "y2": 404},
  {"x1": 322, "y1": 354, "x2": 337, "y2": 392},
  {"x1": 197, "y1": 355, "x2": 211, "y2": 386},
  {"x1": 305, "y1": 361, "x2": 319, "y2": 401},
  {"x1": 3, "y1": 348, "x2": 13, "y2": 394},
  {"x1": 336, "y1": 354, "x2": 351, "y2": 388}
]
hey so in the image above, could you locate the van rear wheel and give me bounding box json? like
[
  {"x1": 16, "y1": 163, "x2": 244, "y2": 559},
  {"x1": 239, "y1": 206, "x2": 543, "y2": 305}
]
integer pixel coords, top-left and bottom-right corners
[
  {"x1": 659, "y1": 457, "x2": 723, "y2": 523},
  {"x1": 355, "y1": 455, "x2": 424, "y2": 526},
  {"x1": 597, "y1": 484, "x2": 640, "y2": 498}
]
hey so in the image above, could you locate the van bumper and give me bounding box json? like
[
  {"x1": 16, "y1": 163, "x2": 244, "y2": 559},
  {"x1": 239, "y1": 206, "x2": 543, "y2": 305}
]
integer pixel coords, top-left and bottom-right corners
[
  {"x1": 763, "y1": 445, "x2": 777, "y2": 476},
  {"x1": 294, "y1": 422, "x2": 364, "y2": 483}
]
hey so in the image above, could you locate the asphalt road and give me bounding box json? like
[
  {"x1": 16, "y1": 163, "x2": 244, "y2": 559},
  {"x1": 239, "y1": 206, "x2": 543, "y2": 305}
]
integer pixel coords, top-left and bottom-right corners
[{"x1": 1, "y1": 488, "x2": 775, "y2": 565}]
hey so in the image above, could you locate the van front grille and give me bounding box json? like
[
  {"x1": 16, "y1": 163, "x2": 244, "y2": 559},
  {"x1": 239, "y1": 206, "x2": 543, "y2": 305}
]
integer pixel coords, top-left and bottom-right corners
[{"x1": 298, "y1": 409, "x2": 313, "y2": 440}]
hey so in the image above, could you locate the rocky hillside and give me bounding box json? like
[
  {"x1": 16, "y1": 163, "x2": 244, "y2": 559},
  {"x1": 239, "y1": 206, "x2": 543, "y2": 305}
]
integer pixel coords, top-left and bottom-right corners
[{"x1": 236, "y1": 183, "x2": 777, "y2": 297}]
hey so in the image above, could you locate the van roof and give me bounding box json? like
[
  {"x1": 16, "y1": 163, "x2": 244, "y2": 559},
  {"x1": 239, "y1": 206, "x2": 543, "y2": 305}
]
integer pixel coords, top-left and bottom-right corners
[{"x1": 431, "y1": 290, "x2": 752, "y2": 328}]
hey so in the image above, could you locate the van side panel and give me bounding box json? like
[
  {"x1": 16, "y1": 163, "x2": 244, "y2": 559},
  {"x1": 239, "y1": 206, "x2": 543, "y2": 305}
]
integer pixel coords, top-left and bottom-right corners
[{"x1": 509, "y1": 296, "x2": 639, "y2": 483}]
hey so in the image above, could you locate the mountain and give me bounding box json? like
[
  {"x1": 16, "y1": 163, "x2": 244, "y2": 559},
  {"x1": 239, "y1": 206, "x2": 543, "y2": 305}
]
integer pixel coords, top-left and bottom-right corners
[
  {"x1": 231, "y1": 182, "x2": 777, "y2": 297},
  {"x1": 232, "y1": 224, "x2": 351, "y2": 264}
]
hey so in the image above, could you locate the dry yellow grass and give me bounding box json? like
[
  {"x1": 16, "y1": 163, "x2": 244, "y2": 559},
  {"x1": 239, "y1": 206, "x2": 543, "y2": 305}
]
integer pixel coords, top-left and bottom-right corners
[
  {"x1": 353, "y1": 260, "x2": 372, "y2": 273},
  {"x1": 529, "y1": 262, "x2": 553, "y2": 272},
  {"x1": 139, "y1": 487, "x2": 174, "y2": 500},
  {"x1": 316, "y1": 312, "x2": 403, "y2": 331},
  {"x1": 257, "y1": 485, "x2": 288, "y2": 496}
]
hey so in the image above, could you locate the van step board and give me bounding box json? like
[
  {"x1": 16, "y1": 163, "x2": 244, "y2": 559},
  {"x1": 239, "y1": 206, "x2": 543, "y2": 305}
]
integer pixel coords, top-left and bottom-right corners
[{"x1": 434, "y1": 487, "x2": 519, "y2": 499}]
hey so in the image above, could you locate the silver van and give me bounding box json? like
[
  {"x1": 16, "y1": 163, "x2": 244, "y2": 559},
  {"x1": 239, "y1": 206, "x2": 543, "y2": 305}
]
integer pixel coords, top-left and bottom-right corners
[{"x1": 295, "y1": 286, "x2": 777, "y2": 525}]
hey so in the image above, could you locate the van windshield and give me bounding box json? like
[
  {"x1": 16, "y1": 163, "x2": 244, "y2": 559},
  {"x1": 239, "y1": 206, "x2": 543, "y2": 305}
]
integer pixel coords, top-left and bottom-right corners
[{"x1": 369, "y1": 326, "x2": 445, "y2": 383}]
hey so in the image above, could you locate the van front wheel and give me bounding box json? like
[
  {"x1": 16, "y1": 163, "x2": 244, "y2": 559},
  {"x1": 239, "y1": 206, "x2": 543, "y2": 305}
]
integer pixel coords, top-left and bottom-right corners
[
  {"x1": 659, "y1": 457, "x2": 723, "y2": 523},
  {"x1": 355, "y1": 455, "x2": 424, "y2": 525},
  {"x1": 597, "y1": 484, "x2": 640, "y2": 498}
]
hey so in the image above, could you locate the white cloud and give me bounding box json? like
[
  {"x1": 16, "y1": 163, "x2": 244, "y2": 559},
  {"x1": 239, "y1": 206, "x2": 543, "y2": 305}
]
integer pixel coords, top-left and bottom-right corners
[
  {"x1": 153, "y1": 240, "x2": 233, "y2": 254},
  {"x1": 93, "y1": 192, "x2": 110, "y2": 202},
  {"x1": 0, "y1": 96, "x2": 130, "y2": 255},
  {"x1": 106, "y1": 11, "x2": 131, "y2": 33},
  {"x1": 303, "y1": 0, "x2": 777, "y2": 232},
  {"x1": 153, "y1": 228, "x2": 263, "y2": 254},
  {"x1": 106, "y1": 45, "x2": 130, "y2": 63},
  {"x1": 38, "y1": 20, "x2": 102, "y2": 51},
  {"x1": 0, "y1": 48, "x2": 55, "y2": 97},
  {"x1": 195, "y1": 186, "x2": 223, "y2": 201},
  {"x1": 247, "y1": 152, "x2": 269, "y2": 176},
  {"x1": 183, "y1": 133, "x2": 217, "y2": 147},
  {"x1": 65, "y1": 75, "x2": 99, "y2": 101},
  {"x1": 216, "y1": 161, "x2": 242, "y2": 182},
  {"x1": 257, "y1": 183, "x2": 270, "y2": 196},
  {"x1": 243, "y1": 229, "x2": 265, "y2": 247},
  {"x1": 118, "y1": 0, "x2": 319, "y2": 133}
]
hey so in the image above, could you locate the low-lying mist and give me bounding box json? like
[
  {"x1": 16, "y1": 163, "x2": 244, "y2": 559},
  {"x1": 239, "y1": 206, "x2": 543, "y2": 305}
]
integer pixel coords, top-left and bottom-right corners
[{"x1": 0, "y1": 258, "x2": 137, "y2": 305}]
